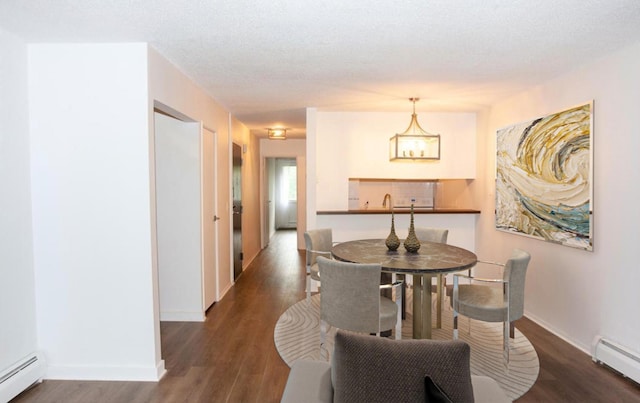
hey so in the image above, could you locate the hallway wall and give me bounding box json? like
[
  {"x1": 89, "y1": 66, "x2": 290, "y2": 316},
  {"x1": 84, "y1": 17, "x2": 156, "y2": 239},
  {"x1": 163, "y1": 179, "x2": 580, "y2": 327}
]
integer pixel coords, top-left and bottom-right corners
[{"x1": 230, "y1": 117, "x2": 262, "y2": 270}]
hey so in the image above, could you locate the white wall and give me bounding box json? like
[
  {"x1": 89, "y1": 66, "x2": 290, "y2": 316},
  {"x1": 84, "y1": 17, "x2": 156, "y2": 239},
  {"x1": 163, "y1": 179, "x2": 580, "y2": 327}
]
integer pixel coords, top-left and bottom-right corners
[
  {"x1": 477, "y1": 41, "x2": 640, "y2": 355},
  {"x1": 311, "y1": 110, "x2": 476, "y2": 212},
  {"x1": 28, "y1": 43, "x2": 163, "y2": 380},
  {"x1": 261, "y1": 138, "x2": 306, "y2": 157},
  {"x1": 0, "y1": 27, "x2": 39, "y2": 378}
]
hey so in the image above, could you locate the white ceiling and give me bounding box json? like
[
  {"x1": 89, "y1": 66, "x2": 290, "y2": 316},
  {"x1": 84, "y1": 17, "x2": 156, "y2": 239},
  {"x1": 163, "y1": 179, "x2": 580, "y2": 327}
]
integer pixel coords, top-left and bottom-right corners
[{"x1": 2, "y1": 1, "x2": 640, "y2": 138}]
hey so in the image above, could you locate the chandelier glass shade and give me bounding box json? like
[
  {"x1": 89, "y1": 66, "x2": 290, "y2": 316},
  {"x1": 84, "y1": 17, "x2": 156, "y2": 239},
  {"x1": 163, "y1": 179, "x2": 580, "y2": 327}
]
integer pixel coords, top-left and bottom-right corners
[
  {"x1": 389, "y1": 98, "x2": 440, "y2": 160},
  {"x1": 268, "y1": 128, "x2": 287, "y2": 140}
]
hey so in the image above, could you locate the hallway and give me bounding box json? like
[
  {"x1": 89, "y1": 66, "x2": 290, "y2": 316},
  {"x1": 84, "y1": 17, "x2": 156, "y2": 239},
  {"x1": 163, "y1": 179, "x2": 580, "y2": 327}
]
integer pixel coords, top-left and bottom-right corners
[
  {"x1": 13, "y1": 229, "x2": 640, "y2": 402},
  {"x1": 151, "y1": 229, "x2": 305, "y2": 402}
]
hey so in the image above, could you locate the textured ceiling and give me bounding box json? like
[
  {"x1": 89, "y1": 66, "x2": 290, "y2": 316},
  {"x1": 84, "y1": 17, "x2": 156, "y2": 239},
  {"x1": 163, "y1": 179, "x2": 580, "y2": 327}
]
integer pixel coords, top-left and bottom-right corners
[{"x1": 2, "y1": 0, "x2": 640, "y2": 138}]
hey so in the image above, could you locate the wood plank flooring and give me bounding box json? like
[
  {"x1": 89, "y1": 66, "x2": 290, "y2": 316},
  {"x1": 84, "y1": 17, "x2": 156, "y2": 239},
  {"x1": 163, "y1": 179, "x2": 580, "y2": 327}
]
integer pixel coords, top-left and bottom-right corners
[{"x1": 12, "y1": 229, "x2": 640, "y2": 402}]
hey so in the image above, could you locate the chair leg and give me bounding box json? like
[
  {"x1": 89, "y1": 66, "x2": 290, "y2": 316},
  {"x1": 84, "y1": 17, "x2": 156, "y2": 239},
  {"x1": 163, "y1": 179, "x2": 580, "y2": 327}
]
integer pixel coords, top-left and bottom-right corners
[
  {"x1": 503, "y1": 320, "x2": 510, "y2": 364},
  {"x1": 453, "y1": 276, "x2": 459, "y2": 340},
  {"x1": 306, "y1": 274, "x2": 311, "y2": 304},
  {"x1": 435, "y1": 274, "x2": 443, "y2": 329},
  {"x1": 395, "y1": 286, "x2": 402, "y2": 340},
  {"x1": 510, "y1": 321, "x2": 515, "y2": 338},
  {"x1": 400, "y1": 274, "x2": 406, "y2": 320},
  {"x1": 453, "y1": 309, "x2": 459, "y2": 340},
  {"x1": 320, "y1": 320, "x2": 329, "y2": 361},
  {"x1": 320, "y1": 319, "x2": 326, "y2": 346}
]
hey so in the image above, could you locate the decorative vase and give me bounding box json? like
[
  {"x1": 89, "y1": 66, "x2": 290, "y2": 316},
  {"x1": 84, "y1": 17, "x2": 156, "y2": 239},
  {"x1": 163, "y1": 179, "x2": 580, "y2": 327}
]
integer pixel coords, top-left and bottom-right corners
[
  {"x1": 404, "y1": 204, "x2": 421, "y2": 253},
  {"x1": 385, "y1": 211, "x2": 400, "y2": 251}
]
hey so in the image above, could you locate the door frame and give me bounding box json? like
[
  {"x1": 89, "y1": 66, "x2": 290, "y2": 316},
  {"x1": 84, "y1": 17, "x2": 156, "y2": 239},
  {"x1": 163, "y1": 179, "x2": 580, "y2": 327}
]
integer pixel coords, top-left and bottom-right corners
[
  {"x1": 202, "y1": 126, "x2": 219, "y2": 309},
  {"x1": 232, "y1": 142, "x2": 243, "y2": 280}
]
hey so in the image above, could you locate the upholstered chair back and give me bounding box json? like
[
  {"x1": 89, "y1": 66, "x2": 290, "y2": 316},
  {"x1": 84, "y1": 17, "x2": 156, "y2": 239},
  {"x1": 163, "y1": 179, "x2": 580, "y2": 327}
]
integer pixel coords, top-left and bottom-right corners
[
  {"x1": 331, "y1": 330, "x2": 475, "y2": 403},
  {"x1": 503, "y1": 249, "x2": 531, "y2": 321},
  {"x1": 317, "y1": 257, "x2": 384, "y2": 334},
  {"x1": 304, "y1": 229, "x2": 333, "y2": 267},
  {"x1": 415, "y1": 227, "x2": 449, "y2": 244}
]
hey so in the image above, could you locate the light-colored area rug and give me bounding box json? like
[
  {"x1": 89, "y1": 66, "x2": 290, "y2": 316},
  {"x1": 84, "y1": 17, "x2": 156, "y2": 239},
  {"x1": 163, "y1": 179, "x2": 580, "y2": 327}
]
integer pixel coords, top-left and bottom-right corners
[{"x1": 274, "y1": 294, "x2": 539, "y2": 401}]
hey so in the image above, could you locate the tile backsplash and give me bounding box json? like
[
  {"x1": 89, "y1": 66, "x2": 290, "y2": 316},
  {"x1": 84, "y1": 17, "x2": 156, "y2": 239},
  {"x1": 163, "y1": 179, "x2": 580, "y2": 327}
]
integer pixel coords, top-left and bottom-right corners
[
  {"x1": 391, "y1": 181, "x2": 435, "y2": 208},
  {"x1": 347, "y1": 178, "x2": 474, "y2": 210},
  {"x1": 349, "y1": 179, "x2": 437, "y2": 209}
]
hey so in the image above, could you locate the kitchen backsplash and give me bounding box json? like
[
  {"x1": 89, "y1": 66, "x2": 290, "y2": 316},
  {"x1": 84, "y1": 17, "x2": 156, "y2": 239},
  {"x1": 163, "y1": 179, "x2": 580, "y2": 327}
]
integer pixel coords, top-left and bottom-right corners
[{"x1": 348, "y1": 178, "x2": 473, "y2": 210}]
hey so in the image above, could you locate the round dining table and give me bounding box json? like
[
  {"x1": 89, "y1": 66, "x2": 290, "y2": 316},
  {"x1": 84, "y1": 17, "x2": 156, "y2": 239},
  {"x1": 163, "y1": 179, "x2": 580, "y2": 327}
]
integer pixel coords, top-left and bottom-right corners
[{"x1": 331, "y1": 239, "x2": 477, "y2": 339}]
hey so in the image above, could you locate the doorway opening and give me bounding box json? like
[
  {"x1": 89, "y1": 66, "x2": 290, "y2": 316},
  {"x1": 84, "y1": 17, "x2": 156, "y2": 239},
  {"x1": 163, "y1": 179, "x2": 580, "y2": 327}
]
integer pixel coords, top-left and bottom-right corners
[
  {"x1": 276, "y1": 159, "x2": 297, "y2": 230},
  {"x1": 260, "y1": 145, "x2": 306, "y2": 252},
  {"x1": 264, "y1": 158, "x2": 298, "y2": 243}
]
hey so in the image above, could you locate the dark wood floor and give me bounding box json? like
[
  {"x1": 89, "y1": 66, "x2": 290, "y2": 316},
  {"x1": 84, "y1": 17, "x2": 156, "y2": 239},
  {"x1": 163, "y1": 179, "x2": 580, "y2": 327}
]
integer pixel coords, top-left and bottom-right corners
[{"x1": 13, "y1": 229, "x2": 640, "y2": 402}]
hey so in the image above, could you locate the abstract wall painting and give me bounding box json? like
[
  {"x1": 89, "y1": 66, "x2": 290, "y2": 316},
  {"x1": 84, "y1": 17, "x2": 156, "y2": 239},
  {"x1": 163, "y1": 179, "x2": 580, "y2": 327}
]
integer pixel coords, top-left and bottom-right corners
[{"x1": 495, "y1": 103, "x2": 593, "y2": 251}]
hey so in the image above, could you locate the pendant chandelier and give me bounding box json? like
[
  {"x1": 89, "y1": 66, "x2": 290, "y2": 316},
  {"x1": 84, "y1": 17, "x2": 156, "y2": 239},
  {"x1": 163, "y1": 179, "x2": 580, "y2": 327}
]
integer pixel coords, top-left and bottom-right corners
[{"x1": 389, "y1": 98, "x2": 440, "y2": 160}]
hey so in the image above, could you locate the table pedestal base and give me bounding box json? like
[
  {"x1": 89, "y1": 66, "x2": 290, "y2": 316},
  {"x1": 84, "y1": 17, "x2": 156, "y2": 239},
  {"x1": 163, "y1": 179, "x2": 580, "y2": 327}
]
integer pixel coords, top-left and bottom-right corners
[{"x1": 412, "y1": 274, "x2": 444, "y2": 339}]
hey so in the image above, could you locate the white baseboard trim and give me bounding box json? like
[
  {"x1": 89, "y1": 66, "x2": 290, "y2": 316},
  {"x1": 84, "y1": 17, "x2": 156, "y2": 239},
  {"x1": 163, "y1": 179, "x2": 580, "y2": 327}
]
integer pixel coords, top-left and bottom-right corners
[
  {"x1": 523, "y1": 311, "x2": 591, "y2": 355},
  {"x1": 218, "y1": 282, "x2": 233, "y2": 300},
  {"x1": 46, "y1": 359, "x2": 166, "y2": 382},
  {"x1": 156, "y1": 360, "x2": 167, "y2": 381},
  {"x1": 160, "y1": 310, "x2": 205, "y2": 322}
]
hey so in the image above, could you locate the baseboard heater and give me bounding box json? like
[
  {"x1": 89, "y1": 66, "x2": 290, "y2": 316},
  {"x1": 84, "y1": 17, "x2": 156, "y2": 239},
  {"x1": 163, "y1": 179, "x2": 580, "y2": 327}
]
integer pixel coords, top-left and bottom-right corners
[
  {"x1": 592, "y1": 336, "x2": 640, "y2": 384},
  {"x1": 0, "y1": 352, "x2": 46, "y2": 403}
]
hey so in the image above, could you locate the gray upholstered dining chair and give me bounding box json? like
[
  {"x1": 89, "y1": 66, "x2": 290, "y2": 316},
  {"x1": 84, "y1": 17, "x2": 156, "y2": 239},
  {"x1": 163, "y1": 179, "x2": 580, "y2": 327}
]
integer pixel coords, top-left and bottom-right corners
[
  {"x1": 415, "y1": 227, "x2": 449, "y2": 244},
  {"x1": 317, "y1": 256, "x2": 403, "y2": 349},
  {"x1": 304, "y1": 229, "x2": 334, "y2": 304},
  {"x1": 452, "y1": 249, "x2": 531, "y2": 363}
]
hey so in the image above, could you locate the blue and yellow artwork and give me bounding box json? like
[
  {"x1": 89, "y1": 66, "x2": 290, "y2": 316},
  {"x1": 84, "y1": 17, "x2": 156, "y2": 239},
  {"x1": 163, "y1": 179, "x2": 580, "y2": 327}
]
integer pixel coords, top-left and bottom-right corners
[{"x1": 496, "y1": 103, "x2": 593, "y2": 251}]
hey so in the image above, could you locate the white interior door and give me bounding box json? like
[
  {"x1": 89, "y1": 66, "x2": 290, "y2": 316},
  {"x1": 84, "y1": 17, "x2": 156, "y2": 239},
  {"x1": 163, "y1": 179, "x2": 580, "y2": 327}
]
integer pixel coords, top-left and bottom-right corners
[
  {"x1": 202, "y1": 127, "x2": 218, "y2": 309},
  {"x1": 155, "y1": 112, "x2": 204, "y2": 321}
]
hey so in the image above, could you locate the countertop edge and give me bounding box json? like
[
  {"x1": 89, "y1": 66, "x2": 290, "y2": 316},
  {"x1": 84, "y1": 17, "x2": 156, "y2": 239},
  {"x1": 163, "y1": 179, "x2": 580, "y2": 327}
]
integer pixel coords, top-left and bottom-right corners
[{"x1": 317, "y1": 209, "x2": 481, "y2": 215}]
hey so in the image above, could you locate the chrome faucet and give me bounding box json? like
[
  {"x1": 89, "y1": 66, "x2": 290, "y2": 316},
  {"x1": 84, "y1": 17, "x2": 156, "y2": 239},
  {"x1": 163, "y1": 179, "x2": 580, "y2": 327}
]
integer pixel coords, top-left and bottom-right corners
[{"x1": 382, "y1": 193, "x2": 392, "y2": 209}]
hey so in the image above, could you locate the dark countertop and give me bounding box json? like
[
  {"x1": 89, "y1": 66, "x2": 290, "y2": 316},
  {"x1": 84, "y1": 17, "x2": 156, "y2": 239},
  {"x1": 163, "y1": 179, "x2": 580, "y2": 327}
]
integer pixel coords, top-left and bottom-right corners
[{"x1": 317, "y1": 208, "x2": 480, "y2": 215}]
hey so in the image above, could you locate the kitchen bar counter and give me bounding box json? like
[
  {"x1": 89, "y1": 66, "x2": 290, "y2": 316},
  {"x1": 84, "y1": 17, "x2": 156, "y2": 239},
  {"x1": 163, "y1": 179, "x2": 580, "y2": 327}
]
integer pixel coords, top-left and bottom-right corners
[
  {"x1": 315, "y1": 209, "x2": 479, "y2": 252},
  {"x1": 317, "y1": 208, "x2": 480, "y2": 215}
]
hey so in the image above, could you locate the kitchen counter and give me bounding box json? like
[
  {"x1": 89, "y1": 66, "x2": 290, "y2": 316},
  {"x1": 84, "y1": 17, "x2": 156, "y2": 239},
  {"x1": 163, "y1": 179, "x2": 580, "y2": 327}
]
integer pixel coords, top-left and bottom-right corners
[{"x1": 314, "y1": 208, "x2": 480, "y2": 251}]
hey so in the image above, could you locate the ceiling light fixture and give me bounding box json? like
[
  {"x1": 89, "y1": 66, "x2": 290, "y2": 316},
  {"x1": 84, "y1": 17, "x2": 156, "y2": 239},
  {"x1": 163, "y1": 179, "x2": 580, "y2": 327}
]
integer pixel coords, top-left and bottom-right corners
[
  {"x1": 389, "y1": 98, "x2": 440, "y2": 161},
  {"x1": 267, "y1": 128, "x2": 287, "y2": 140}
]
